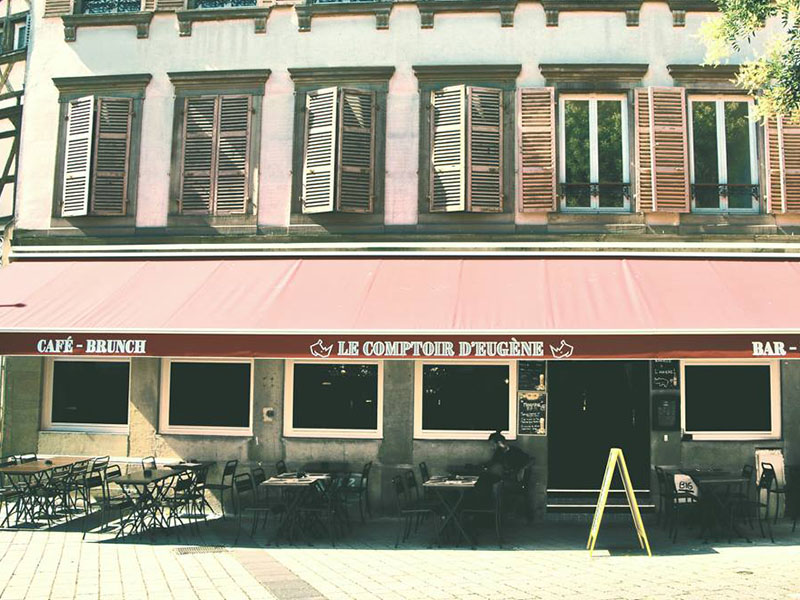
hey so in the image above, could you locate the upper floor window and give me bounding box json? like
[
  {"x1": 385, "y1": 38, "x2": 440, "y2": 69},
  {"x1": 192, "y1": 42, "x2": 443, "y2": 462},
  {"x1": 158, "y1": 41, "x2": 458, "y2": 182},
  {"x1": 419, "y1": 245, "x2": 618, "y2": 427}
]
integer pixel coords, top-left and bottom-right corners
[
  {"x1": 689, "y1": 96, "x2": 758, "y2": 212},
  {"x1": 301, "y1": 87, "x2": 376, "y2": 214},
  {"x1": 429, "y1": 85, "x2": 503, "y2": 213},
  {"x1": 559, "y1": 94, "x2": 630, "y2": 211}
]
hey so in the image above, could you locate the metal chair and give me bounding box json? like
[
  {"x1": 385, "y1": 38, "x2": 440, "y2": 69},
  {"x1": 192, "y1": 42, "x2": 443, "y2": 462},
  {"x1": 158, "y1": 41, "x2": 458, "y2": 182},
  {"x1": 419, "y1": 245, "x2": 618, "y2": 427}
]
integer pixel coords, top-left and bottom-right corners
[
  {"x1": 341, "y1": 461, "x2": 372, "y2": 523},
  {"x1": 275, "y1": 460, "x2": 288, "y2": 475},
  {"x1": 392, "y1": 475, "x2": 436, "y2": 548},
  {"x1": 204, "y1": 460, "x2": 238, "y2": 517},
  {"x1": 761, "y1": 462, "x2": 787, "y2": 524},
  {"x1": 462, "y1": 481, "x2": 503, "y2": 547},
  {"x1": 233, "y1": 473, "x2": 272, "y2": 543},
  {"x1": 141, "y1": 456, "x2": 157, "y2": 471}
]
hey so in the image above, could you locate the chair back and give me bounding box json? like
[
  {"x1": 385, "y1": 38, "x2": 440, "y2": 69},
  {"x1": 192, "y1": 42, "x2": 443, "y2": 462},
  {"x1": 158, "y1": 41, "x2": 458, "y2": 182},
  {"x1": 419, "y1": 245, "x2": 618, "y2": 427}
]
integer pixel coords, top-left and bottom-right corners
[
  {"x1": 221, "y1": 459, "x2": 238, "y2": 484},
  {"x1": 403, "y1": 469, "x2": 420, "y2": 501},
  {"x1": 391, "y1": 475, "x2": 406, "y2": 511},
  {"x1": 194, "y1": 464, "x2": 211, "y2": 486},
  {"x1": 760, "y1": 463, "x2": 778, "y2": 490},
  {"x1": 361, "y1": 461, "x2": 372, "y2": 490},
  {"x1": 105, "y1": 464, "x2": 122, "y2": 480},
  {"x1": 419, "y1": 462, "x2": 430, "y2": 483},
  {"x1": 233, "y1": 472, "x2": 256, "y2": 508},
  {"x1": 275, "y1": 460, "x2": 288, "y2": 475},
  {"x1": 91, "y1": 456, "x2": 110, "y2": 471},
  {"x1": 252, "y1": 467, "x2": 267, "y2": 487},
  {"x1": 740, "y1": 464, "x2": 754, "y2": 497},
  {"x1": 19, "y1": 454, "x2": 37, "y2": 463},
  {"x1": 141, "y1": 456, "x2": 157, "y2": 471}
]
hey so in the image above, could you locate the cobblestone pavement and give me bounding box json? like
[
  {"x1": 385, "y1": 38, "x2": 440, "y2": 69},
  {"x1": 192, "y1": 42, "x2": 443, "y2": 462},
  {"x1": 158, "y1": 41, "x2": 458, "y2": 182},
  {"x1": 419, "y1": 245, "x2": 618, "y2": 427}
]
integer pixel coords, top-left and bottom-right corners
[{"x1": 0, "y1": 517, "x2": 799, "y2": 599}]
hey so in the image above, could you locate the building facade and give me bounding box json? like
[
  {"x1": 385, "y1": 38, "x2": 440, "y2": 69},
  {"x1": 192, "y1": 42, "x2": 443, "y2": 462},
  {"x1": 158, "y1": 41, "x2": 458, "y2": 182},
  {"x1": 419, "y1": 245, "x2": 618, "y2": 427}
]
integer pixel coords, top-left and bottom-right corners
[{"x1": 0, "y1": 0, "x2": 798, "y2": 516}]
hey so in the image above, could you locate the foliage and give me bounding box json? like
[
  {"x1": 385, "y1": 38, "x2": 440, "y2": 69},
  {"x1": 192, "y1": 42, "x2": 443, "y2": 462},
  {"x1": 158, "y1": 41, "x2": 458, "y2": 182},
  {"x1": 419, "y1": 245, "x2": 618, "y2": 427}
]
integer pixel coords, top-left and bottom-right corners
[{"x1": 701, "y1": 0, "x2": 800, "y2": 121}]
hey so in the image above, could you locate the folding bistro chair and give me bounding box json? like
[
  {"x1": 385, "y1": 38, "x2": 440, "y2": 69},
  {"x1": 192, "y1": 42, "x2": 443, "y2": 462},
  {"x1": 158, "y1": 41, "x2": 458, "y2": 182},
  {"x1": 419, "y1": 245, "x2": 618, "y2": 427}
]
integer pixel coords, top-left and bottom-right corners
[
  {"x1": 204, "y1": 460, "x2": 237, "y2": 517},
  {"x1": 233, "y1": 473, "x2": 272, "y2": 543}
]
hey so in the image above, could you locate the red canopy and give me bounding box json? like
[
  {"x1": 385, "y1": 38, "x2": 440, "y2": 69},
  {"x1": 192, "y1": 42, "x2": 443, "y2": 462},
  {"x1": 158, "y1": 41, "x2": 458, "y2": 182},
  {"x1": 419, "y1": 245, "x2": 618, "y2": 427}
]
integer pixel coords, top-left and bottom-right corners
[{"x1": 0, "y1": 257, "x2": 797, "y2": 359}]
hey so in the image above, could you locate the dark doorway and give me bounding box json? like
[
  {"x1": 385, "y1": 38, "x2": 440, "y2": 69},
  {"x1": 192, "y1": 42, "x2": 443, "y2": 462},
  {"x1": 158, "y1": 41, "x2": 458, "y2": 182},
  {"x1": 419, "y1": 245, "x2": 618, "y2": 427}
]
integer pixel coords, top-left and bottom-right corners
[{"x1": 548, "y1": 361, "x2": 650, "y2": 490}]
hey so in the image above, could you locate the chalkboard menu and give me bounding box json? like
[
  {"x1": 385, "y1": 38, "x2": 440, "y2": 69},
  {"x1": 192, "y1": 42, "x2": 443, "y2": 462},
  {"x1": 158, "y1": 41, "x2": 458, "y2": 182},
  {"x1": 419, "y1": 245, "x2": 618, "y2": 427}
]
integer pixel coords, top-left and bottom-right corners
[
  {"x1": 652, "y1": 395, "x2": 679, "y2": 430},
  {"x1": 652, "y1": 360, "x2": 680, "y2": 390},
  {"x1": 518, "y1": 361, "x2": 546, "y2": 391},
  {"x1": 519, "y1": 391, "x2": 547, "y2": 435}
]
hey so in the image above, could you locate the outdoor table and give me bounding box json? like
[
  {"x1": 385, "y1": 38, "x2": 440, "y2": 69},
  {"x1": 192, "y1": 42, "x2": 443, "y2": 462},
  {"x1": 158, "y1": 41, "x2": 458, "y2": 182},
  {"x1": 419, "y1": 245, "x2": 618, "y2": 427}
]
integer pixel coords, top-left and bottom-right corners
[
  {"x1": 112, "y1": 469, "x2": 176, "y2": 538},
  {"x1": 691, "y1": 472, "x2": 750, "y2": 543},
  {"x1": 261, "y1": 473, "x2": 331, "y2": 542},
  {"x1": 423, "y1": 475, "x2": 479, "y2": 547},
  {"x1": 0, "y1": 456, "x2": 86, "y2": 526}
]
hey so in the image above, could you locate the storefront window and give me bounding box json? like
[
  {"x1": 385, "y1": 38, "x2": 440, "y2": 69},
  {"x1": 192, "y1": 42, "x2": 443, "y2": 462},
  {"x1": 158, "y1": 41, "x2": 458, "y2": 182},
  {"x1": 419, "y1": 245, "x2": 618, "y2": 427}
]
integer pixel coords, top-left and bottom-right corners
[
  {"x1": 160, "y1": 360, "x2": 253, "y2": 435},
  {"x1": 681, "y1": 361, "x2": 780, "y2": 440},
  {"x1": 44, "y1": 359, "x2": 130, "y2": 432},
  {"x1": 284, "y1": 362, "x2": 382, "y2": 438},
  {"x1": 415, "y1": 362, "x2": 516, "y2": 439}
]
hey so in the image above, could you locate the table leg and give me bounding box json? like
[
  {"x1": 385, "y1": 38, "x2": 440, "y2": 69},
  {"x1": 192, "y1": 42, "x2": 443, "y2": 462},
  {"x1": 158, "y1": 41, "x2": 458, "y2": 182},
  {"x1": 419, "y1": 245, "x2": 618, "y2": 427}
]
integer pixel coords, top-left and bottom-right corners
[{"x1": 432, "y1": 489, "x2": 473, "y2": 547}]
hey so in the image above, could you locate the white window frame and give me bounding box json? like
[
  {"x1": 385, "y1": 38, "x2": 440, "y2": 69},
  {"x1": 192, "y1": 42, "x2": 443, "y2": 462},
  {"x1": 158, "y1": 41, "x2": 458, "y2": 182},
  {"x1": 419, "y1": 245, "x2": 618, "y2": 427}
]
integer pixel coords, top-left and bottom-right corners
[
  {"x1": 680, "y1": 359, "x2": 781, "y2": 441},
  {"x1": 159, "y1": 358, "x2": 254, "y2": 437},
  {"x1": 284, "y1": 360, "x2": 384, "y2": 439},
  {"x1": 42, "y1": 357, "x2": 131, "y2": 434},
  {"x1": 414, "y1": 360, "x2": 517, "y2": 440},
  {"x1": 688, "y1": 95, "x2": 759, "y2": 213},
  {"x1": 558, "y1": 93, "x2": 630, "y2": 212}
]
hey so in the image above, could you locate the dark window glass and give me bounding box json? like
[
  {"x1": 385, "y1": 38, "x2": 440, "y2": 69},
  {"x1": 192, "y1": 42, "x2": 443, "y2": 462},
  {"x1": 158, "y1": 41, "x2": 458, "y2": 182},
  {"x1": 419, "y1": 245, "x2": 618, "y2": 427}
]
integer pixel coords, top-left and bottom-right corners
[
  {"x1": 684, "y1": 365, "x2": 772, "y2": 432},
  {"x1": 692, "y1": 101, "x2": 720, "y2": 209},
  {"x1": 725, "y1": 101, "x2": 753, "y2": 209},
  {"x1": 422, "y1": 365, "x2": 509, "y2": 431},
  {"x1": 564, "y1": 100, "x2": 591, "y2": 208},
  {"x1": 597, "y1": 100, "x2": 624, "y2": 208},
  {"x1": 51, "y1": 361, "x2": 129, "y2": 425},
  {"x1": 292, "y1": 364, "x2": 379, "y2": 430},
  {"x1": 169, "y1": 362, "x2": 251, "y2": 428}
]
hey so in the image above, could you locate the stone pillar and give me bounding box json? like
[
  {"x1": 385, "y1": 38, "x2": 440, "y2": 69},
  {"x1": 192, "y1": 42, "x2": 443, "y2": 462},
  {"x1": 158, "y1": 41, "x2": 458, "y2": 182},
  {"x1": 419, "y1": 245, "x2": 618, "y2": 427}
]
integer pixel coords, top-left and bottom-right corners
[
  {"x1": 127, "y1": 357, "x2": 160, "y2": 459},
  {"x1": 250, "y1": 359, "x2": 285, "y2": 467},
  {"x1": 1, "y1": 357, "x2": 43, "y2": 455},
  {"x1": 377, "y1": 360, "x2": 414, "y2": 514}
]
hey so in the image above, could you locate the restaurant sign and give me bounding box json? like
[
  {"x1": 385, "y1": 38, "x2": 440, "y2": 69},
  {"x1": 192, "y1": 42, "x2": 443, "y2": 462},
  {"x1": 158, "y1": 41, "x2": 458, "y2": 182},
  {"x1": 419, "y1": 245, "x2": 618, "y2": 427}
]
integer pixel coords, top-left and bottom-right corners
[{"x1": 0, "y1": 332, "x2": 798, "y2": 359}]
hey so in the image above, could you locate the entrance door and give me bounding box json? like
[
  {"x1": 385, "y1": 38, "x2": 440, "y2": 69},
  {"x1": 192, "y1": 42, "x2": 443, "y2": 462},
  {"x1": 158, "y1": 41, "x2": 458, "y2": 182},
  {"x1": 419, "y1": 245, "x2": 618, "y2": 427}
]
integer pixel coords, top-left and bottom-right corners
[{"x1": 548, "y1": 361, "x2": 650, "y2": 490}]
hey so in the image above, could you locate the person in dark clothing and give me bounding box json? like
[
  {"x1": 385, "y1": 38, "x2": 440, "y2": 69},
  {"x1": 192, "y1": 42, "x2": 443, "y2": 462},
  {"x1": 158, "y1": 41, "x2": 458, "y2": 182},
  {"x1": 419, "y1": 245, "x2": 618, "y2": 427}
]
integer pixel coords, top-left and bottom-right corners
[{"x1": 472, "y1": 430, "x2": 531, "y2": 503}]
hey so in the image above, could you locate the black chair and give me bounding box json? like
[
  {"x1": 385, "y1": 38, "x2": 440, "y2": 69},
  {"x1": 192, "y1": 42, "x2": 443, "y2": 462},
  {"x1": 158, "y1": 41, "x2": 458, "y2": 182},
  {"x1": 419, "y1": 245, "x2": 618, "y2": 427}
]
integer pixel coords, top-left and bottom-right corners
[
  {"x1": 341, "y1": 461, "x2": 372, "y2": 523},
  {"x1": 667, "y1": 473, "x2": 700, "y2": 543},
  {"x1": 275, "y1": 460, "x2": 288, "y2": 475},
  {"x1": 392, "y1": 475, "x2": 436, "y2": 547},
  {"x1": 141, "y1": 456, "x2": 157, "y2": 471},
  {"x1": 297, "y1": 476, "x2": 347, "y2": 546},
  {"x1": 164, "y1": 471, "x2": 207, "y2": 533},
  {"x1": 419, "y1": 462, "x2": 430, "y2": 483},
  {"x1": 81, "y1": 467, "x2": 133, "y2": 539},
  {"x1": 653, "y1": 466, "x2": 669, "y2": 527},
  {"x1": 204, "y1": 460, "x2": 238, "y2": 517},
  {"x1": 462, "y1": 481, "x2": 503, "y2": 547},
  {"x1": 761, "y1": 462, "x2": 787, "y2": 524},
  {"x1": 503, "y1": 460, "x2": 534, "y2": 523},
  {"x1": 233, "y1": 473, "x2": 273, "y2": 543}
]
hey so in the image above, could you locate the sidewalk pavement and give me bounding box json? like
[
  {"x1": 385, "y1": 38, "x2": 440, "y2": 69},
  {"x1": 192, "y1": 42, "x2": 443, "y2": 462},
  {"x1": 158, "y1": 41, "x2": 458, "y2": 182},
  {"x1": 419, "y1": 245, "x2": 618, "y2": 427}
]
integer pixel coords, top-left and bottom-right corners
[{"x1": 0, "y1": 516, "x2": 799, "y2": 600}]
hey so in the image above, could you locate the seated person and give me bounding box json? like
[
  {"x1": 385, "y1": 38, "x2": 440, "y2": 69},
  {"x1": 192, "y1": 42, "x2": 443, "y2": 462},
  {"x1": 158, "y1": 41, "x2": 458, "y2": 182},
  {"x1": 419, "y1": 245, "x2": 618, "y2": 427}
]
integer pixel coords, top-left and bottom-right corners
[{"x1": 473, "y1": 430, "x2": 531, "y2": 501}]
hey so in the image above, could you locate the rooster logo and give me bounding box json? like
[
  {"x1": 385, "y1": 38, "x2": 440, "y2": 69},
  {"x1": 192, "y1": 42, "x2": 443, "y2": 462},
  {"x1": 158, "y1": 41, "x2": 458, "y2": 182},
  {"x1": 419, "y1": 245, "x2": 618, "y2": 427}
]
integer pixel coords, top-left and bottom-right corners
[
  {"x1": 549, "y1": 340, "x2": 574, "y2": 359},
  {"x1": 309, "y1": 339, "x2": 333, "y2": 358}
]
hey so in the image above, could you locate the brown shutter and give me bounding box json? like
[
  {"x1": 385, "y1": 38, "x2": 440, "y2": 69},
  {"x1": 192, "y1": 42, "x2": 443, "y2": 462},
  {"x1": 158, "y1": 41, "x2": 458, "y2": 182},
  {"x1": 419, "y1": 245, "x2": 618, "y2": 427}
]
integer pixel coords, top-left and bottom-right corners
[
  {"x1": 635, "y1": 87, "x2": 690, "y2": 212},
  {"x1": 61, "y1": 96, "x2": 95, "y2": 218},
  {"x1": 766, "y1": 116, "x2": 800, "y2": 213},
  {"x1": 44, "y1": 0, "x2": 72, "y2": 17},
  {"x1": 518, "y1": 87, "x2": 556, "y2": 212},
  {"x1": 302, "y1": 87, "x2": 337, "y2": 214},
  {"x1": 215, "y1": 95, "x2": 250, "y2": 215},
  {"x1": 430, "y1": 85, "x2": 466, "y2": 212},
  {"x1": 337, "y1": 89, "x2": 375, "y2": 213},
  {"x1": 466, "y1": 86, "x2": 503, "y2": 212},
  {"x1": 179, "y1": 96, "x2": 216, "y2": 214},
  {"x1": 634, "y1": 88, "x2": 655, "y2": 212},
  {"x1": 90, "y1": 97, "x2": 131, "y2": 216}
]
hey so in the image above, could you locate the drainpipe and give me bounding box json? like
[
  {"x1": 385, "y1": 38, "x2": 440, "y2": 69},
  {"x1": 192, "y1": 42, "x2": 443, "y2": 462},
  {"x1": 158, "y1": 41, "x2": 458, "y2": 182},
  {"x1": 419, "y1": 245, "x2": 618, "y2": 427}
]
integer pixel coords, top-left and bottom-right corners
[{"x1": 0, "y1": 356, "x2": 6, "y2": 456}]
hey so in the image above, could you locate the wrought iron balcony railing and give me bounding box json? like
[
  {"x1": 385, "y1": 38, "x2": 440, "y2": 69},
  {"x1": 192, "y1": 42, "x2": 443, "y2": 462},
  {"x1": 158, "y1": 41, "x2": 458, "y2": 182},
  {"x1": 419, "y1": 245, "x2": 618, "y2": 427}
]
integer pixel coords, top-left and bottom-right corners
[
  {"x1": 80, "y1": 0, "x2": 141, "y2": 13},
  {"x1": 559, "y1": 182, "x2": 631, "y2": 209}
]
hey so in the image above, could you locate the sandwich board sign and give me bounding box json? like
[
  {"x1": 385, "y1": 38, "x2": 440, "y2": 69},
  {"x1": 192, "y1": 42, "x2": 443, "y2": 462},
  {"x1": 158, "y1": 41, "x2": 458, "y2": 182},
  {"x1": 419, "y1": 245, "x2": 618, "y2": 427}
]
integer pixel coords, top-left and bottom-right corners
[{"x1": 587, "y1": 447, "x2": 652, "y2": 557}]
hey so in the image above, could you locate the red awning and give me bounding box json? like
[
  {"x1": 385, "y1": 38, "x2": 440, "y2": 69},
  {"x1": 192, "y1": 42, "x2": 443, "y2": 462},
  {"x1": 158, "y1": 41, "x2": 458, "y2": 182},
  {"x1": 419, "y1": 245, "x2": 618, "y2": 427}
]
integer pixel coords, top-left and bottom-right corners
[{"x1": 0, "y1": 257, "x2": 798, "y2": 359}]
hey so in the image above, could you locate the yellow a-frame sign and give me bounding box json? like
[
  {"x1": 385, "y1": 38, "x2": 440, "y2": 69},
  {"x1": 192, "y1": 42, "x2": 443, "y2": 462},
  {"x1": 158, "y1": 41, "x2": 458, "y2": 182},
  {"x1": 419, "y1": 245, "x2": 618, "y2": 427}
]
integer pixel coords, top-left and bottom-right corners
[{"x1": 587, "y1": 448, "x2": 651, "y2": 557}]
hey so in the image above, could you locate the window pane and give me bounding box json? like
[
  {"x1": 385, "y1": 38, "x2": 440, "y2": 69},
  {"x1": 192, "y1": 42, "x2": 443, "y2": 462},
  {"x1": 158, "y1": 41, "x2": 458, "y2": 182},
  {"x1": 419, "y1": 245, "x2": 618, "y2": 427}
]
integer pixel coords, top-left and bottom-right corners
[
  {"x1": 169, "y1": 362, "x2": 251, "y2": 428},
  {"x1": 725, "y1": 101, "x2": 754, "y2": 209},
  {"x1": 597, "y1": 101, "x2": 624, "y2": 208},
  {"x1": 52, "y1": 361, "x2": 129, "y2": 425},
  {"x1": 684, "y1": 365, "x2": 772, "y2": 432},
  {"x1": 422, "y1": 365, "x2": 509, "y2": 431},
  {"x1": 292, "y1": 364, "x2": 379, "y2": 430},
  {"x1": 692, "y1": 101, "x2": 720, "y2": 209},
  {"x1": 564, "y1": 100, "x2": 591, "y2": 208}
]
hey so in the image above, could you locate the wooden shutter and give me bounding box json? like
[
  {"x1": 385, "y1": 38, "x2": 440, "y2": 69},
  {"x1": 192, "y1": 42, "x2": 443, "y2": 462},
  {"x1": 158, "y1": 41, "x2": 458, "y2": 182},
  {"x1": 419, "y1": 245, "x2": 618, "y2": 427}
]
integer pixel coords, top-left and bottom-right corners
[
  {"x1": 180, "y1": 96, "x2": 216, "y2": 214},
  {"x1": 337, "y1": 89, "x2": 375, "y2": 213},
  {"x1": 61, "y1": 96, "x2": 94, "y2": 218},
  {"x1": 467, "y1": 87, "x2": 503, "y2": 212},
  {"x1": 430, "y1": 85, "x2": 466, "y2": 212},
  {"x1": 766, "y1": 116, "x2": 800, "y2": 213},
  {"x1": 518, "y1": 87, "x2": 556, "y2": 212},
  {"x1": 90, "y1": 97, "x2": 131, "y2": 216},
  {"x1": 215, "y1": 95, "x2": 250, "y2": 215},
  {"x1": 635, "y1": 87, "x2": 690, "y2": 212},
  {"x1": 44, "y1": 0, "x2": 72, "y2": 17},
  {"x1": 302, "y1": 87, "x2": 338, "y2": 214}
]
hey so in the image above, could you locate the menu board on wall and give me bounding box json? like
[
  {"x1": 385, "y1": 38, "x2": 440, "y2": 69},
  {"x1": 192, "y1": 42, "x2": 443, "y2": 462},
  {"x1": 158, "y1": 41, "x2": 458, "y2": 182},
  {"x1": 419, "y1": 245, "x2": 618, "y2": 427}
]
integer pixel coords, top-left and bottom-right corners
[
  {"x1": 652, "y1": 360, "x2": 680, "y2": 390},
  {"x1": 519, "y1": 391, "x2": 547, "y2": 436},
  {"x1": 652, "y1": 395, "x2": 679, "y2": 431},
  {"x1": 518, "y1": 361, "x2": 546, "y2": 391}
]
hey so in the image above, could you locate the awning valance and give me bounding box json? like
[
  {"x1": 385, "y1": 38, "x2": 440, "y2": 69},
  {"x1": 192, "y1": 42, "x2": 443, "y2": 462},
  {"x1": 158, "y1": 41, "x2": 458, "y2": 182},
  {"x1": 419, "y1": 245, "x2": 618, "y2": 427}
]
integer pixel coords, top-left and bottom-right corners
[{"x1": 0, "y1": 257, "x2": 798, "y2": 359}]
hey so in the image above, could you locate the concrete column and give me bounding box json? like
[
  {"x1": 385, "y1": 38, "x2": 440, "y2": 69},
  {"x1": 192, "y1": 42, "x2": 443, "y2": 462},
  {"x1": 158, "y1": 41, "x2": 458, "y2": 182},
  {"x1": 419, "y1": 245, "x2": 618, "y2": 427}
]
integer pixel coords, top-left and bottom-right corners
[
  {"x1": 377, "y1": 360, "x2": 414, "y2": 513},
  {"x1": 250, "y1": 359, "x2": 285, "y2": 467},
  {"x1": 127, "y1": 357, "x2": 160, "y2": 459},
  {"x1": 1, "y1": 357, "x2": 43, "y2": 455}
]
